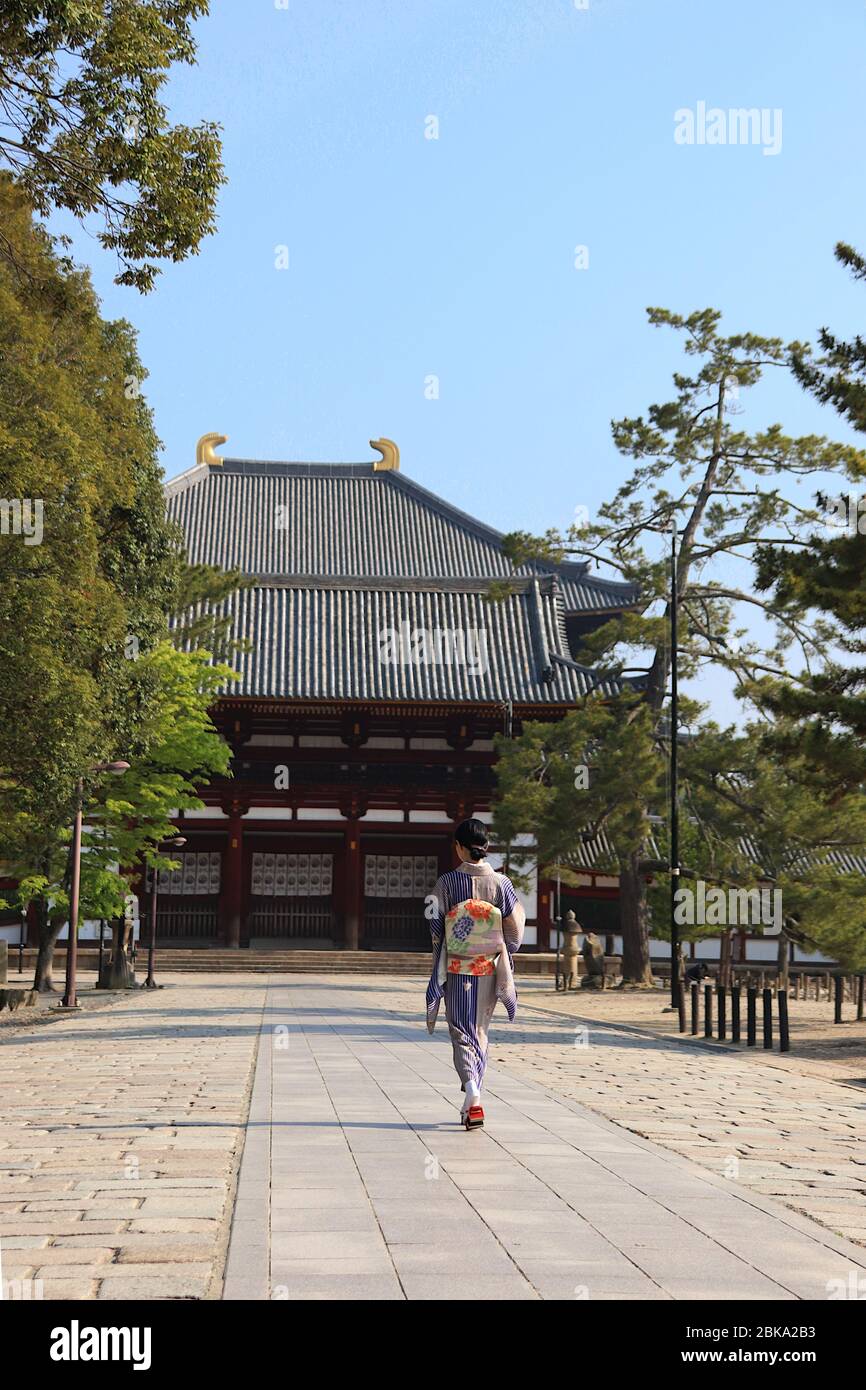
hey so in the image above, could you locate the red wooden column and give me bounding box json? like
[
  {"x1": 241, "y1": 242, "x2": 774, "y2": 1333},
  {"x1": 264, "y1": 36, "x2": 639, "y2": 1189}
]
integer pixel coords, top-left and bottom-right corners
[
  {"x1": 222, "y1": 802, "x2": 246, "y2": 948},
  {"x1": 343, "y1": 819, "x2": 361, "y2": 951},
  {"x1": 537, "y1": 875, "x2": 553, "y2": 952}
]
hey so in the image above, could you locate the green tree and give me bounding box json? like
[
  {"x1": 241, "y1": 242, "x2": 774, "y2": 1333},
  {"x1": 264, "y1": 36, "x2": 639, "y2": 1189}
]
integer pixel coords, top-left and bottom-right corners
[
  {"x1": 677, "y1": 723, "x2": 866, "y2": 974},
  {"x1": 752, "y1": 243, "x2": 866, "y2": 801},
  {"x1": 6, "y1": 643, "x2": 233, "y2": 991},
  {"x1": 498, "y1": 307, "x2": 865, "y2": 983},
  {"x1": 0, "y1": 181, "x2": 239, "y2": 989},
  {"x1": 494, "y1": 694, "x2": 666, "y2": 985},
  {"x1": 0, "y1": 178, "x2": 181, "y2": 965},
  {"x1": 171, "y1": 561, "x2": 253, "y2": 662},
  {"x1": 0, "y1": 0, "x2": 223, "y2": 290}
]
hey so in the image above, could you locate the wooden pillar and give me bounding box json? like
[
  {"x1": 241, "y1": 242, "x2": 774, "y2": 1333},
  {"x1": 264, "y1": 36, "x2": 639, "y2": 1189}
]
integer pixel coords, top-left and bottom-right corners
[
  {"x1": 344, "y1": 819, "x2": 361, "y2": 951},
  {"x1": 537, "y1": 877, "x2": 552, "y2": 952},
  {"x1": 223, "y1": 812, "x2": 244, "y2": 948}
]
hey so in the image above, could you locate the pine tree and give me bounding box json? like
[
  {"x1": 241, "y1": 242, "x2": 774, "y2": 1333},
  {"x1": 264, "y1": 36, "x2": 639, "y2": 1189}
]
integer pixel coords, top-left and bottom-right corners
[
  {"x1": 752, "y1": 243, "x2": 866, "y2": 797},
  {"x1": 496, "y1": 307, "x2": 865, "y2": 983}
]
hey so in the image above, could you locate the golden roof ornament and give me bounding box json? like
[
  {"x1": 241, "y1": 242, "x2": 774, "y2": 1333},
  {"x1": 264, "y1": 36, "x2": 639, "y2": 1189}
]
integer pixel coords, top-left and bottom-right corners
[
  {"x1": 370, "y1": 437, "x2": 399, "y2": 471},
  {"x1": 196, "y1": 432, "x2": 228, "y2": 467}
]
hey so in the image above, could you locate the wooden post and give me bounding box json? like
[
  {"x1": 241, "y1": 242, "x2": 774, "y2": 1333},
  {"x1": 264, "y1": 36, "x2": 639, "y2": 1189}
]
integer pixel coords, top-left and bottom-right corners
[
  {"x1": 223, "y1": 812, "x2": 244, "y2": 948},
  {"x1": 762, "y1": 987, "x2": 773, "y2": 1049},
  {"x1": 731, "y1": 985, "x2": 741, "y2": 1043},
  {"x1": 778, "y1": 990, "x2": 790, "y2": 1053},
  {"x1": 536, "y1": 879, "x2": 552, "y2": 953},
  {"x1": 344, "y1": 820, "x2": 361, "y2": 951}
]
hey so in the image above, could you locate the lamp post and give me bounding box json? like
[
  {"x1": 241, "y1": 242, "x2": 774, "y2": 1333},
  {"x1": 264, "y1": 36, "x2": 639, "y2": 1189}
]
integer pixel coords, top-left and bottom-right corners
[
  {"x1": 60, "y1": 761, "x2": 129, "y2": 1011},
  {"x1": 144, "y1": 838, "x2": 186, "y2": 990},
  {"x1": 669, "y1": 521, "x2": 681, "y2": 1013}
]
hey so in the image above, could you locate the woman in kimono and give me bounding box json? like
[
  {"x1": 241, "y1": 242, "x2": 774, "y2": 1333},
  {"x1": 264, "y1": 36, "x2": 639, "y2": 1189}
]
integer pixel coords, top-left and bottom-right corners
[{"x1": 426, "y1": 819, "x2": 525, "y2": 1129}]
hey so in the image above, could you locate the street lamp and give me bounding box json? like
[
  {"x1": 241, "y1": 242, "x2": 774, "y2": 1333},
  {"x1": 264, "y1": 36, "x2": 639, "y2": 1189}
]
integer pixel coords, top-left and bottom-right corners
[
  {"x1": 60, "y1": 761, "x2": 130, "y2": 1010},
  {"x1": 669, "y1": 520, "x2": 682, "y2": 1020},
  {"x1": 144, "y1": 837, "x2": 186, "y2": 990}
]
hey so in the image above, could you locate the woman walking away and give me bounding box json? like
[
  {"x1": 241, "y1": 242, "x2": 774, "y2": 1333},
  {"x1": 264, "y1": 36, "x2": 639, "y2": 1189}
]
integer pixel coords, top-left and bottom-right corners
[{"x1": 426, "y1": 819, "x2": 525, "y2": 1129}]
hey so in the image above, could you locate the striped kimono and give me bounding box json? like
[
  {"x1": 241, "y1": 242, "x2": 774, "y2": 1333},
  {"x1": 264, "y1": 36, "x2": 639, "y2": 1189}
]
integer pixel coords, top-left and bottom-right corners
[{"x1": 425, "y1": 860, "x2": 526, "y2": 1090}]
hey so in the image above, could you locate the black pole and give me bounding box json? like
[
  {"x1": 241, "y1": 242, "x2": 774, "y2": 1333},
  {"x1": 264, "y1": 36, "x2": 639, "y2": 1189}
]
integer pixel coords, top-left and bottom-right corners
[
  {"x1": 677, "y1": 984, "x2": 686, "y2": 1034},
  {"x1": 669, "y1": 521, "x2": 680, "y2": 1013},
  {"x1": 61, "y1": 776, "x2": 84, "y2": 1010},
  {"x1": 704, "y1": 983, "x2": 713, "y2": 1038},
  {"x1": 731, "y1": 985, "x2": 741, "y2": 1043},
  {"x1": 690, "y1": 982, "x2": 699, "y2": 1035},
  {"x1": 144, "y1": 868, "x2": 159, "y2": 990},
  {"x1": 717, "y1": 985, "x2": 726, "y2": 1041},
  {"x1": 778, "y1": 990, "x2": 790, "y2": 1053},
  {"x1": 143, "y1": 839, "x2": 183, "y2": 989},
  {"x1": 762, "y1": 987, "x2": 773, "y2": 1049},
  {"x1": 834, "y1": 974, "x2": 843, "y2": 1024},
  {"x1": 858, "y1": 974, "x2": 865, "y2": 1023},
  {"x1": 746, "y1": 987, "x2": 757, "y2": 1046}
]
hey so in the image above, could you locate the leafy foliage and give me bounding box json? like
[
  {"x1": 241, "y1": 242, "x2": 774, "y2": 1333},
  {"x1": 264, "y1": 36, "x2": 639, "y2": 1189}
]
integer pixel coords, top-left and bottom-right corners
[
  {"x1": 0, "y1": 183, "x2": 237, "y2": 987},
  {"x1": 752, "y1": 243, "x2": 866, "y2": 797},
  {"x1": 496, "y1": 306, "x2": 865, "y2": 980},
  {"x1": 0, "y1": 0, "x2": 224, "y2": 290}
]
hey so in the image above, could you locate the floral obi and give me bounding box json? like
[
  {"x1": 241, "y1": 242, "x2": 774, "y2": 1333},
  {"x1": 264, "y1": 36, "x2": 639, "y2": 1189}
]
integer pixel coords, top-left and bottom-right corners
[{"x1": 444, "y1": 898, "x2": 504, "y2": 976}]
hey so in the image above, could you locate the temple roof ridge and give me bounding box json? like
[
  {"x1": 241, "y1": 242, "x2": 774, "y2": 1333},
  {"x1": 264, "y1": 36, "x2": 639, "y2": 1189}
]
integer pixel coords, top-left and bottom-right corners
[{"x1": 164, "y1": 455, "x2": 640, "y2": 608}]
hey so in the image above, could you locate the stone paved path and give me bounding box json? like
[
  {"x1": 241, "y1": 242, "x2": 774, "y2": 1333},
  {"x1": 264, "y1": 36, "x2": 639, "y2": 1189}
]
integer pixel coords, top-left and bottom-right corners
[
  {"x1": 4, "y1": 972, "x2": 866, "y2": 1301},
  {"x1": 224, "y1": 977, "x2": 866, "y2": 1301},
  {"x1": 0, "y1": 978, "x2": 263, "y2": 1300},
  {"x1": 502, "y1": 981, "x2": 866, "y2": 1248}
]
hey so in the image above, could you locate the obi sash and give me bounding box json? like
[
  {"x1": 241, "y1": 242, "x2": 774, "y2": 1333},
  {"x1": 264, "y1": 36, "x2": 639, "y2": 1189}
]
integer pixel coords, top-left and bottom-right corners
[{"x1": 426, "y1": 898, "x2": 517, "y2": 1032}]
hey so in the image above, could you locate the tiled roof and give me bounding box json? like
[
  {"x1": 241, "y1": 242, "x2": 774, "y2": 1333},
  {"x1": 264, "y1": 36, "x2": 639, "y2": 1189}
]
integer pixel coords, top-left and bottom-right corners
[{"x1": 165, "y1": 458, "x2": 638, "y2": 705}]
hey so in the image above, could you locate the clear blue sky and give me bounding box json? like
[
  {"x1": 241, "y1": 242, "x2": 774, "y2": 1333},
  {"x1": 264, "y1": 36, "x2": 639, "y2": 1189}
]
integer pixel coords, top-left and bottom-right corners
[{"x1": 55, "y1": 0, "x2": 866, "y2": 718}]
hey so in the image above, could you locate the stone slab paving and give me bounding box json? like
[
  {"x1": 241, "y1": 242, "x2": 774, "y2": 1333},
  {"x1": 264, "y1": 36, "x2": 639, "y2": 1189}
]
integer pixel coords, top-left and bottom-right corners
[
  {"x1": 513, "y1": 977, "x2": 866, "y2": 1084},
  {"x1": 5, "y1": 971, "x2": 866, "y2": 1302},
  {"x1": 223, "y1": 976, "x2": 866, "y2": 1301},
  {"x1": 0, "y1": 976, "x2": 264, "y2": 1300},
  {"x1": 501, "y1": 981, "x2": 866, "y2": 1248}
]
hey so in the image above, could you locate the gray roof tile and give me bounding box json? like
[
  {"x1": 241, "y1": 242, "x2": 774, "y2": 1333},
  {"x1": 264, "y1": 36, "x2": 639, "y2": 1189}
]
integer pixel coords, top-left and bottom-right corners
[{"x1": 165, "y1": 459, "x2": 636, "y2": 705}]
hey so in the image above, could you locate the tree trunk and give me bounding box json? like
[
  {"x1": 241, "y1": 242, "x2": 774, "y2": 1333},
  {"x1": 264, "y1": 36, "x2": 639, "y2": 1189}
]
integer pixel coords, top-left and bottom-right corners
[
  {"x1": 719, "y1": 929, "x2": 732, "y2": 990},
  {"x1": 777, "y1": 932, "x2": 790, "y2": 992},
  {"x1": 619, "y1": 852, "x2": 654, "y2": 986},
  {"x1": 32, "y1": 898, "x2": 64, "y2": 993},
  {"x1": 97, "y1": 918, "x2": 137, "y2": 990}
]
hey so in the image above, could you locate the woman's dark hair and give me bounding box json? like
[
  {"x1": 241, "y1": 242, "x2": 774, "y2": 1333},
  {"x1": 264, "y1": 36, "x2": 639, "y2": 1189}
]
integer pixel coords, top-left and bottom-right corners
[{"x1": 454, "y1": 818, "x2": 489, "y2": 862}]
